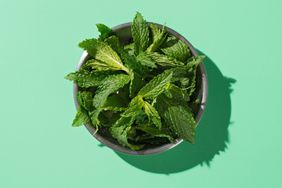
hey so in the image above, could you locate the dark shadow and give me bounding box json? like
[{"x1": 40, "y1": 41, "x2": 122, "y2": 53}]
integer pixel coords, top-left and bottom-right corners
[{"x1": 115, "y1": 51, "x2": 236, "y2": 174}]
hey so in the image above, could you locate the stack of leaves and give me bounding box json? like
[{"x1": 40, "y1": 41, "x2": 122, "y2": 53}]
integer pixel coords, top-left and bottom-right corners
[{"x1": 65, "y1": 12, "x2": 205, "y2": 150}]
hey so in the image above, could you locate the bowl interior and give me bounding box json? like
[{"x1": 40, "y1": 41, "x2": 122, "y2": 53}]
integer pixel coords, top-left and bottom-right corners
[{"x1": 74, "y1": 23, "x2": 208, "y2": 155}]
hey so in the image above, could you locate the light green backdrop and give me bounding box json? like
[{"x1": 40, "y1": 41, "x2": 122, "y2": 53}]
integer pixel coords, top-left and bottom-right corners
[{"x1": 1, "y1": 0, "x2": 281, "y2": 187}]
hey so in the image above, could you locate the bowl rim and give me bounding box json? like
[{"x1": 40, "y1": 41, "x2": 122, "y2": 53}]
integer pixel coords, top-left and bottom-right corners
[{"x1": 73, "y1": 22, "x2": 208, "y2": 155}]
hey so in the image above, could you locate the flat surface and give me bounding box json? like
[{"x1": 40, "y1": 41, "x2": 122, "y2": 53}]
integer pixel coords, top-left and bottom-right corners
[{"x1": 0, "y1": 0, "x2": 281, "y2": 187}]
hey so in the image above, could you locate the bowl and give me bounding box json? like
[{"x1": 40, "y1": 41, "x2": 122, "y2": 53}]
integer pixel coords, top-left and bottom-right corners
[{"x1": 74, "y1": 23, "x2": 208, "y2": 155}]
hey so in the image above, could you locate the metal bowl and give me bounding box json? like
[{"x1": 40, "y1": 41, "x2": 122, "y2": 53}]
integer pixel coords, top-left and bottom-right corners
[{"x1": 74, "y1": 23, "x2": 208, "y2": 155}]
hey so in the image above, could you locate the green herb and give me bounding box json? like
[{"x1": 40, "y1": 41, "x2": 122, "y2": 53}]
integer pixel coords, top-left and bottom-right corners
[
  {"x1": 136, "y1": 52, "x2": 157, "y2": 68},
  {"x1": 96, "y1": 24, "x2": 112, "y2": 40},
  {"x1": 143, "y1": 101, "x2": 161, "y2": 129},
  {"x1": 72, "y1": 108, "x2": 90, "y2": 127},
  {"x1": 79, "y1": 39, "x2": 130, "y2": 73},
  {"x1": 77, "y1": 91, "x2": 94, "y2": 111},
  {"x1": 161, "y1": 38, "x2": 191, "y2": 62},
  {"x1": 146, "y1": 24, "x2": 167, "y2": 53},
  {"x1": 65, "y1": 12, "x2": 205, "y2": 150},
  {"x1": 147, "y1": 52, "x2": 184, "y2": 67},
  {"x1": 164, "y1": 105, "x2": 196, "y2": 143},
  {"x1": 132, "y1": 12, "x2": 150, "y2": 55},
  {"x1": 136, "y1": 125, "x2": 174, "y2": 142},
  {"x1": 138, "y1": 71, "x2": 172, "y2": 100},
  {"x1": 129, "y1": 72, "x2": 145, "y2": 98},
  {"x1": 90, "y1": 74, "x2": 130, "y2": 127},
  {"x1": 65, "y1": 69, "x2": 111, "y2": 88}
]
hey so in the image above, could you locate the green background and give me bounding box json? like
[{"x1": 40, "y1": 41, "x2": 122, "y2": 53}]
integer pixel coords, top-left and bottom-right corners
[{"x1": 1, "y1": 0, "x2": 282, "y2": 187}]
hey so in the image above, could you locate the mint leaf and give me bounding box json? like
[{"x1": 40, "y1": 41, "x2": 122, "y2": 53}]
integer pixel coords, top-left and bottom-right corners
[
  {"x1": 104, "y1": 35, "x2": 121, "y2": 52},
  {"x1": 93, "y1": 40, "x2": 129, "y2": 73},
  {"x1": 65, "y1": 70, "x2": 110, "y2": 88},
  {"x1": 148, "y1": 52, "x2": 184, "y2": 67},
  {"x1": 93, "y1": 74, "x2": 130, "y2": 108},
  {"x1": 96, "y1": 24, "x2": 112, "y2": 40},
  {"x1": 185, "y1": 56, "x2": 205, "y2": 96},
  {"x1": 161, "y1": 39, "x2": 191, "y2": 62},
  {"x1": 83, "y1": 59, "x2": 117, "y2": 71},
  {"x1": 155, "y1": 94, "x2": 196, "y2": 143},
  {"x1": 186, "y1": 71, "x2": 197, "y2": 97},
  {"x1": 79, "y1": 39, "x2": 129, "y2": 73},
  {"x1": 136, "y1": 125, "x2": 174, "y2": 142},
  {"x1": 119, "y1": 48, "x2": 147, "y2": 98},
  {"x1": 99, "y1": 111, "x2": 121, "y2": 127},
  {"x1": 160, "y1": 36, "x2": 178, "y2": 48},
  {"x1": 165, "y1": 84, "x2": 187, "y2": 101},
  {"x1": 163, "y1": 105, "x2": 196, "y2": 143},
  {"x1": 163, "y1": 55, "x2": 205, "y2": 83},
  {"x1": 78, "y1": 39, "x2": 97, "y2": 57},
  {"x1": 89, "y1": 109, "x2": 102, "y2": 127},
  {"x1": 103, "y1": 95, "x2": 127, "y2": 112},
  {"x1": 77, "y1": 91, "x2": 93, "y2": 111},
  {"x1": 186, "y1": 55, "x2": 205, "y2": 67},
  {"x1": 110, "y1": 123, "x2": 131, "y2": 146},
  {"x1": 143, "y1": 101, "x2": 161, "y2": 129},
  {"x1": 124, "y1": 42, "x2": 135, "y2": 55},
  {"x1": 121, "y1": 96, "x2": 144, "y2": 117},
  {"x1": 146, "y1": 24, "x2": 167, "y2": 52},
  {"x1": 118, "y1": 49, "x2": 148, "y2": 95},
  {"x1": 138, "y1": 71, "x2": 173, "y2": 100},
  {"x1": 119, "y1": 48, "x2": 145, "y2": 74},
  {"x1": 136, "y1": 52, "x2": 157, "y2": 68},
  {"x1": 72, "y1": 108, "x2": 90, "y2": 127},
  {"x1": 129, "y1": 72, "x2": 145, "y2": 98},
  {"x1": 120, "y1": 96, "x2": 161, "y2": 129},
  {"x1": 110, "y1": 98, "x2": 145, "y2": 150},
  {"x1": 132, "y1": 12, "x2": 150, "y2": 55},
  {"x1": 110, "y1": 123, "x2": 144, "y2": 150}
]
